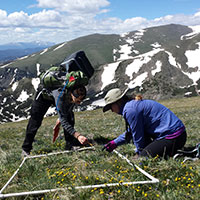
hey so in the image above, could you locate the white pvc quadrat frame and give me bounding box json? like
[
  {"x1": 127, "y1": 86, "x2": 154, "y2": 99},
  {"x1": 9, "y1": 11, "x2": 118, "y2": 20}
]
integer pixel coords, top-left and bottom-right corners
[{"x1": 0, "y1": 147, "x2": 159, "y2": 199}]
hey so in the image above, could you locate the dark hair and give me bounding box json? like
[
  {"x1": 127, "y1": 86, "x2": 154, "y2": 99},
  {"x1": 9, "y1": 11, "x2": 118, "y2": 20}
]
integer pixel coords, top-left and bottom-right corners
[
  {"x1": 121, "y1": 94, "x2": 143, "y2": 103},
  {"x1": 71, "y1": 85, "x2": 87, "y2": 99}
]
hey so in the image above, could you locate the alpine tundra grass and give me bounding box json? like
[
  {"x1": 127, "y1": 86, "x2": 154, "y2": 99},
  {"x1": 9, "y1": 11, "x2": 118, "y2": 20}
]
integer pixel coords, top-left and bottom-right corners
[{"x1": 0, "y1": 96, "x2": 200, "y2": 199}]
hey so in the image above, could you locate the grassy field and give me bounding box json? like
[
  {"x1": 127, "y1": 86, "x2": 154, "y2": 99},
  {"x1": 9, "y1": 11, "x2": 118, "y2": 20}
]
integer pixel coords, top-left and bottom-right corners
[{"x1": 0, "y1": 96, "x2": 200, "y2": 200}]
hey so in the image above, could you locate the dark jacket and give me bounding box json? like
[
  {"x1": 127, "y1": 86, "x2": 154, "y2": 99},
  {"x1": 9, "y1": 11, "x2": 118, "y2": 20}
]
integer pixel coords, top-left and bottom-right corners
[{"x1": 52, "y1": 89, "x2": 76, "y2": 135}]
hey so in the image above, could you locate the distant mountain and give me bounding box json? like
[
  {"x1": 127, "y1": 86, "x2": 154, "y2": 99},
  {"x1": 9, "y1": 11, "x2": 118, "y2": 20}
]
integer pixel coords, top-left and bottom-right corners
[
  {"x1": 0, "y1": 24, "x2": 200, "y2": 123},
  {"x1": 0, "y1": 41, "x2": 55, "y2": 62},
  {"x1": 0, "y1": 41, "x2": 55, "y2": 50}
]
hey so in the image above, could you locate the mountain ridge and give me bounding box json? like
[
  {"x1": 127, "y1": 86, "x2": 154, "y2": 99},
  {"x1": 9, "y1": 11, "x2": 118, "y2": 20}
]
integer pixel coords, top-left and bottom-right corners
[{"x1": 0, "y1": 23, "x2": 200, "y2": 123}]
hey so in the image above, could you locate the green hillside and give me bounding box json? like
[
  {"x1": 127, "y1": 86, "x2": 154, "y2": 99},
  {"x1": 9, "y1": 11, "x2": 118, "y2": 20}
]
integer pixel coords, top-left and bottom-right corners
[
  {"x1": 4, "y1": 33, "x2": 120, "y2": 75},
  {"x1": 0, "y1": 96, "x2": 200, "y2": 199}
]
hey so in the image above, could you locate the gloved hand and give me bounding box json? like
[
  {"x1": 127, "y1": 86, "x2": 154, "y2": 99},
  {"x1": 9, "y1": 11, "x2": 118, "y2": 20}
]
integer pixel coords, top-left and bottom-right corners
[{"x1": 102, "y1": 140, "x2": 117, "y2": 152}]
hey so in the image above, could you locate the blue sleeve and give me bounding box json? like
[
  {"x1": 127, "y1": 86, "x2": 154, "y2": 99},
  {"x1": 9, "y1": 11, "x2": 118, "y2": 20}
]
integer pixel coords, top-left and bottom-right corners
[
  {"x1": 52, "y1": 89, "x2": 76, "y2": 135},
  {"x1": 125, "y1": 108, "x2": 146, "y2": 154},
  {"x1": 114, "y1": 131, "x2": 127, "y2": 146}
]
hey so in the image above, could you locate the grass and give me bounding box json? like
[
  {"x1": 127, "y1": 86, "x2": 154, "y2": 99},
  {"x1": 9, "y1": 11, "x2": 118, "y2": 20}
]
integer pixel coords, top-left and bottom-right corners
[{"x1": 0, "y1": 96, "x2": 200, "y2": 199}]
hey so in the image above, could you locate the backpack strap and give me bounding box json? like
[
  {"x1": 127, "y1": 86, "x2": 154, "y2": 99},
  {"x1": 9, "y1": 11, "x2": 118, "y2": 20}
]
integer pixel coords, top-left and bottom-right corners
[
  {"x1": 55, "y1": 80, "x2": 69, "y2": 112},
  {"x1": 124, "y1": 112, "x2": 132, "y2": 143}
]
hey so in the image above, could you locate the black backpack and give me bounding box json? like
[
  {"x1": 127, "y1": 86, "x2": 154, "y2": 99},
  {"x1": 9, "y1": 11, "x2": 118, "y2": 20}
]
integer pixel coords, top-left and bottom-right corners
[
  {"x1": 40, "y1": 51, "x2": 94, "y2": 90},
  {"x1": 60, "y1": 50, "x2": 94, "y2": 79}
]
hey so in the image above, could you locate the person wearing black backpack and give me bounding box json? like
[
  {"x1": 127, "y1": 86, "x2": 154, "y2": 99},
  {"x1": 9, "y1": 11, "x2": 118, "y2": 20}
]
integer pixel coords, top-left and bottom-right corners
[
  {"x1": 21, "y1": 84, "x2": 89, "y2": 156},
  {"x1": 22, "y1": 51, "x2": 94, "y2": 156}
]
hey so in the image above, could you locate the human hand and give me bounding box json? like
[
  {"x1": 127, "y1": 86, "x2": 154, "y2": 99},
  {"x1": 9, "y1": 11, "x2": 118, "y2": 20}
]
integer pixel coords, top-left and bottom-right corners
[
  {"x1": 77, "y1": 135, "x2": 89, "y2": 145},
  {"x1": 102, "y1": 140, "x2": 117, "y2": 152}
]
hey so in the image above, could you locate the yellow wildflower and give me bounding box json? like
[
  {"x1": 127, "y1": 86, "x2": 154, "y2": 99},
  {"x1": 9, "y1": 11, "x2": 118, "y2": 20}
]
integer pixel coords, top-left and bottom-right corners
[{"x1": 99, "y1": 189, "x2": 104, "y2": 194}]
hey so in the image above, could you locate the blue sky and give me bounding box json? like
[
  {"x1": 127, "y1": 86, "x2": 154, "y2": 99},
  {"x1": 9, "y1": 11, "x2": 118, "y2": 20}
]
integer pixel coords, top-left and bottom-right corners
[
  {"x1": 0, "y1": 0, "x2": 200, "y2": 45},
  {"x1": 109, "y1": 0, "x2": 200, "y2": 19}
]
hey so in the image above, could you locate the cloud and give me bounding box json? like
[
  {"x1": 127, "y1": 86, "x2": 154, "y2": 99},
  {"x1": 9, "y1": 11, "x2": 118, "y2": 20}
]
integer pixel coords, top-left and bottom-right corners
[
  {"x1": 36, "y1": 0, "x2": 110, "y2": 15},
  {"x1": 0, "y1": 1, "x2": 199, "y2": 44},
  {"x1": 14, "y1": 27, "x2": 26, "y2": 33},
  {"x1": 8, "y1": 11, "x2": 29, "y2": 26},
  {"x1": 29, "y1": 10, "x2": 62, "y2": 27},
  {"x1": 194, "y1": 11, "x2": 200, "y2": 17}
]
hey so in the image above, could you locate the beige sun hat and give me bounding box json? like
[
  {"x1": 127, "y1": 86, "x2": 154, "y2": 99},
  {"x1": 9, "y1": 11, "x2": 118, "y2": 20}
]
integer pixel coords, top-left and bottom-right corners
[{"x1": 103, "y1": 88, "x2": 129, "y2": 112}]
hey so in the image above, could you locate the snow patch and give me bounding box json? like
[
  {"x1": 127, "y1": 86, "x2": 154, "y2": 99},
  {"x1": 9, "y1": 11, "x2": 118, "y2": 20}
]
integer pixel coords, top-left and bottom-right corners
[
  {"x1": 95, "y1": 91, "x2": 104, "y2": 97},
  {"x1": 152, "y1": 61, "x2": 162, "y2": 76},
  {"x1": 134, "y1": 29, "x2": 146, "y2": 38},
  {"x1": 40, "y1": 48, "x2": 48, "y2": 55},
  {"x1": 185, "y1": 42, "x2": 200, "y2": 69},
  {"x1": 53, "y1": 42, "x2": 67, "y2": 51},
  {"x1": 17, "y1": 90, "x2": 30, "y2": 102},
  {"x1": 181, "y1": 25, "x2": 200, "y2": 40},
  {"x1": 32, "y1": 78, "x2": 40, "y2": 91},
  {"x1": 182, "y1": 43, "x2": 200, "y2": 84},
  {"x1": 116, "y1": 30, "x2": 146, "y2": 61},
  {"x1": 12, "y1": 82, "x2": 18, "y2": 91},
  {"x1": 45, "y1": 106, "x2": 56, "y2": 117},
  {"x1": 0, "y1": 62, "x2": 13, "y2": 68},
  {"x1": 127, "y1": 72, "x2": 148, "y2": 89},
  {"x1": 132, "y1": 50, "x2": 139, "y2": 54},
  {"x1": 118, "y1": 44, "x2": 133, "y2": 60},
  {"x1": 166, "y1": 51, "x2": 177, "y2": 67},
  {"x1": 184, "y1": 91, "x2": 192, "y2": 96},
  {"x1": 189, "y1": 25, "x2": 200, "y2": 34},
  {"x1": 101, "y1": 61, "x2": 120, "y2": 90},
  {"x1": 3, "y1": 97, "x2": 7, "y2": 103},
  {"x1": 91, "y1": 98, "x2": 105, "y2": 107},
  {"x1": 36, "y1": 63, "x2": 41, "y2": 76},
  {"x1": 17, "y1": 55, "x2": 28, "y2": 60},
  {"x1": 126, "y1": 48, "x2": 163, "y2": 79}
]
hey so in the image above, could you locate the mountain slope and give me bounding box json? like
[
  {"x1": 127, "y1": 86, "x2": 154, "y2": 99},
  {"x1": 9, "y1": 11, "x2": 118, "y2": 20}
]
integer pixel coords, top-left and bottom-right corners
[{"x1": 0, "y1": 24, "x2": 200, "y2": 123}]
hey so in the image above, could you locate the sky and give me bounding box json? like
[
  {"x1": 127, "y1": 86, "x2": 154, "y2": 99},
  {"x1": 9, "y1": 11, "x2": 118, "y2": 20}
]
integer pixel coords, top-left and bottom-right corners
[{"x1": 0, "y1": 0, "x2": 200, "y2": 45}]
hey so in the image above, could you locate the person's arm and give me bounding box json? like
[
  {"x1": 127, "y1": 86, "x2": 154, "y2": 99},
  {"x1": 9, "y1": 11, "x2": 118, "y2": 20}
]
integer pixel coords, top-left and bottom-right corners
[
  {"x1": 52, "y1": 90, "x2": 89, "y2": 145},
  {"x1": 73, "y1": 131, "x2": 89, "y2": 145},
  {"x1": 113, "y1": 132, "x2": 127, "y2": 146},
  {"x1": 103, "y1": 130, "x2": 129, "y2": 152},
  {"x1": 53, "y1": 118, "x2": 88, "y2": 145},
  {"x1": 125, "y1": 109, "x2": 146, "y2": 154}
]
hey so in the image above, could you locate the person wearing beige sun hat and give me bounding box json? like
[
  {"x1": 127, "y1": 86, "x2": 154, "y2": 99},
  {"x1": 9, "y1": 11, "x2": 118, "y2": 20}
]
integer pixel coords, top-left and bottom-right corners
[
  {"x1": 102, "y1": 88, "x2": 187, "y2": 160},
  {"x1": 103, "y1": 88, "x2": 129, "y2": 112}
]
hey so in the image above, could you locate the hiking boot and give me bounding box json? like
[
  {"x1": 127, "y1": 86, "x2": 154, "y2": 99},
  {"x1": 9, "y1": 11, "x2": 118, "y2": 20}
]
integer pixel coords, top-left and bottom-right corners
[
  {"x1": 65, "y1": 143, "x2": 73, "y2": 150},
  {"x1": 65, "y1": 141, "x2": 82, "y2": 151},
  {"x1": 21, "y1": 150, "x2": 30, "y2": 158}
]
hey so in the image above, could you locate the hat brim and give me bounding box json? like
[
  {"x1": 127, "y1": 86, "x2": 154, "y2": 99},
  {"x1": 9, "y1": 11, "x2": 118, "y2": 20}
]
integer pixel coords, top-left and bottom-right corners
[{"x1": 103, "y1": 104, "x2": 112, "y2": 112}]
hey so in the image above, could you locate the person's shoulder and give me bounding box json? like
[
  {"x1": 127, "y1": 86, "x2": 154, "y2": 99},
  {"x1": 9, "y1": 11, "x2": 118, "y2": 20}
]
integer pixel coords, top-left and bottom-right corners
[{"x1": 123, "y1": 100, "x2": 138, "y2": 112}]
